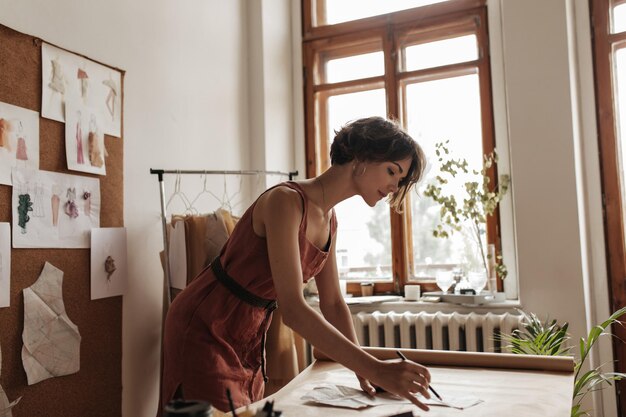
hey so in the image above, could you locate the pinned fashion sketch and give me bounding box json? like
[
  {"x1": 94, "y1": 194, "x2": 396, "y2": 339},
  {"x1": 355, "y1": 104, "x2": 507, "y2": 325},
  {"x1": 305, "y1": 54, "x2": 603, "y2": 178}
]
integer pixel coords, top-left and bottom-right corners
[
  {"x1": 22, "y1": 262, "x2": 81, "y2": 385},
  {"x1": 32, "y1": 183, "x2": 45, "y2": 218},
  {"x1": 75, "y1": 111, "x2": 84, "y2": 164},
  {"x1": 12, "y1": 168, "x2": 100, "y2": 248},
  {"x1": 64, "y1": 187, "x2": 79, "y2": 219},
  {"x1": 41, "y1": 43, "x2": 123, "y2": 137},
  {"x1": 0, "y1": 342, "x2": 22, "y2": 416},
  {"x1": 0, "y1": 101, "x2": 39, "y2": 185},
  {"x1": 87, "y1": 114, "x2": 104, "y2": 168},
  {"x1": 65, "y1": 97, "x2": 106, "y2": 175},
  {"x1": 91, "y1": 228, "x2": 127, "y2": 300},
  {"x1": 50, "y1": 185, "x2": 61, "y2": 227},
  {"x1": 0, "y1": 223, "x2": 10, "y2": 308},
  {"x1": 15, "y1": 122, "x2": 28, "y2": 163},
  {"x1": 102, "y1": 76, "x2": 118, "y2": 122},
  {"x1": 17, "y1": 186, "x2": 33, "y2": 234},
  {"x1": 77, "y1": 67, "x2": 89, "y2": 100}
]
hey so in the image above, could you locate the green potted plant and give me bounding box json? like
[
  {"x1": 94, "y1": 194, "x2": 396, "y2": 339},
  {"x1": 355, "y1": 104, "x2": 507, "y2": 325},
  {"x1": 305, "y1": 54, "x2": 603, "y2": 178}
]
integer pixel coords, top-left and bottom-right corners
[
  {"x1": 423, "y1": 141, "x2": 511, "y2": 286},
  {"x1": 498, "y1": 307, "x2": 626, "y2": 417}
]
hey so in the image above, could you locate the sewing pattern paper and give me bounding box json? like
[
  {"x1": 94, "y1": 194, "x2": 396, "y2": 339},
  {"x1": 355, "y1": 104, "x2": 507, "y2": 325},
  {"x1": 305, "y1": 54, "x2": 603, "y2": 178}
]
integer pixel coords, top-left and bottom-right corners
[
  {"x1": 0, "y1": 101, "x2": 39, "y2": 185},
  {"x1": 22, "y1": 262, "x2": 81, "y2": 385},
  {"x1": 65, "y1": 97, "x2": 106, "y2": 176},
  {"x1": 0, "y1": 223, "x2": 10, "y2": 308},
  {"x1": 11, "y1": 168, "x2": 100, "y2": 248},
  {"x1": 90, "y1": 227, "x2": 127, "y2": 300},
  {"x1": 41, "y1": 43, "x2": 122, "y2": 137},
  {"x1": 0, "y1": 342, "x2": 22, "y2": 417}
]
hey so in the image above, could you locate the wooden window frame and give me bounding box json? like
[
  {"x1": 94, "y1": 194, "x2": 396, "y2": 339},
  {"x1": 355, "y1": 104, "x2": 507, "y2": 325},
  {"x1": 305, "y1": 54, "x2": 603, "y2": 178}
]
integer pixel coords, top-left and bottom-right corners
[
  {"x1": 590, "y1": 0, "x2": 626, "y2": 413},
  {"x1": 303, "y1": 0, "x2": 500, "y2": 295}
]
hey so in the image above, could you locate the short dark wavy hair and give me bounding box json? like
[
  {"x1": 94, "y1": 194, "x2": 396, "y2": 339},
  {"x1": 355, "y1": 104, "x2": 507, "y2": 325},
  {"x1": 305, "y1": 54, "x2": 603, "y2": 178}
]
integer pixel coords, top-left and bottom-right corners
[{"x1": 329, "y1": 116, "x2": 426, "y2": 211}]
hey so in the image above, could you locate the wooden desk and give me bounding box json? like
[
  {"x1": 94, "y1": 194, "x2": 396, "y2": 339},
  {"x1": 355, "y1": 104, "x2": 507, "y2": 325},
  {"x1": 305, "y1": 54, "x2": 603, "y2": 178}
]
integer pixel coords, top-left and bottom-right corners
[{"x1": 253, "y1": 348, "x2": 575, "y2": 417}]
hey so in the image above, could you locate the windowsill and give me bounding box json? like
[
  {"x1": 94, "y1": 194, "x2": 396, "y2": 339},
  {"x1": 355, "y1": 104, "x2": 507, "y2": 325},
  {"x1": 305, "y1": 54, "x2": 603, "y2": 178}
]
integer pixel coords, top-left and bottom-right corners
[{"x1": 306, "y1": 295, "x2": 522, "y2": 314}]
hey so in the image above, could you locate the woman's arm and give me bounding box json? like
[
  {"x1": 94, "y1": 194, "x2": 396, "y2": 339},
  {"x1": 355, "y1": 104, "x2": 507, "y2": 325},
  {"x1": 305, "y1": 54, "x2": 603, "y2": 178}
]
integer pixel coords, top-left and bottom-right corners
[{"x1": 259, "y1": 187, "x2": 431, "y2": 411}]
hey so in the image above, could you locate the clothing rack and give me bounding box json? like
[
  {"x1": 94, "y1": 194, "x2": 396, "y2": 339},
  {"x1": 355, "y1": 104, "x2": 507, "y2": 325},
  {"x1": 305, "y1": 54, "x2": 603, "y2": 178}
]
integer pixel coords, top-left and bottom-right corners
[{"x1": 149, "y1": 168, "x2": 298, "y2": 321}]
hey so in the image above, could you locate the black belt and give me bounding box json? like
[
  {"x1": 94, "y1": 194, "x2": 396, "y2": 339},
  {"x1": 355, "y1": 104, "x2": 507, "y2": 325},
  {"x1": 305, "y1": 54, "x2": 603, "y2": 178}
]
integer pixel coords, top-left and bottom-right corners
[{"x1": 211, "y1": 256, "x2": 277, "y2": 383}]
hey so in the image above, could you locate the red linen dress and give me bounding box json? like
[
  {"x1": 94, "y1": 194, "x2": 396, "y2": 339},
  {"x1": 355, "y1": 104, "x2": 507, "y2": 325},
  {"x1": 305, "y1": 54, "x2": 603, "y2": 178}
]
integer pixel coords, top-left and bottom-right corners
[{"x1": 160, "y1": 182, "x2": 337, "y2": 413}]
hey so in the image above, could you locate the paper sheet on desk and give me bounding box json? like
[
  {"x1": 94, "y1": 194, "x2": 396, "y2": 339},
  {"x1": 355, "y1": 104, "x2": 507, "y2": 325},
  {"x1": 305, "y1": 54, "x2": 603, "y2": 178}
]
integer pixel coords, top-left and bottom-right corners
[{"x1": 301, "y1": 384, "x2": 483, "y2": 410}]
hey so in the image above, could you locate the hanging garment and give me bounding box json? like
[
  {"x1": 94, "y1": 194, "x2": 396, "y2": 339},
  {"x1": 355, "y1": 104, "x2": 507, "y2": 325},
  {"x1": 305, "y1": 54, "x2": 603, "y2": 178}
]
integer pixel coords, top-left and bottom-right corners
[
  {"x1": 160, "y1": 182, "x2": 337, "y2": 413},
  {"x1": 15, "y1": 137, "x2": 27, "y2": 161},
  {"x1": 263, "y1": 307, "x2": 300, "y2": 396},
  {"x1": 22, "y1": 262, "x2": 81, "y2": 385},
  {"x1": 167, "y1": 219, "x2": 188, "y2": 291}
]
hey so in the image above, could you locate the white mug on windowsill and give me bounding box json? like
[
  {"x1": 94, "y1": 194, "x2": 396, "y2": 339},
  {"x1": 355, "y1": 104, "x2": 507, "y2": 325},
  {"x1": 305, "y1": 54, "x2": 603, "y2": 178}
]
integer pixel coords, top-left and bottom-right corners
[{"x1": 404, "y1": 284, "x2": 421, "y2": 301}]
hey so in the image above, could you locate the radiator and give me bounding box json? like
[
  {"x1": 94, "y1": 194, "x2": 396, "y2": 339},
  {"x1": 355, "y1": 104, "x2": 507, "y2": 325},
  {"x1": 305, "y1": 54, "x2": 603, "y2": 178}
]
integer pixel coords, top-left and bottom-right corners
[{"x1": 352, "y1": 311, "x2": 524, "y2": 353}]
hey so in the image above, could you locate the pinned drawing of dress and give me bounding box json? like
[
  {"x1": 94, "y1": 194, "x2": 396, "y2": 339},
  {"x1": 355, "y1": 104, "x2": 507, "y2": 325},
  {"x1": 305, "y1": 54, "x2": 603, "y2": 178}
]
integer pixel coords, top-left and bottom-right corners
[
  {"x1": 48, "y1": 59, "x2": 66, "y2": 94},
  {"x1": 76, "y1": 114, "x2": 84, "y2": 164},
  {"x1": 16, "y1": 137, "x2": 27, "y2": 161},
  {"x1": 21, "y1": 262, "x2": 81, "y2": 385},
  {"x1": 51, "y1": 187, "x2": 60, "y2": 227},
  {"x1": 77, "y1": 68, "x2": 88, "y2": 100},
  {"x1": 32, "y1": 183, "x2": 45, "y2": 218},
  {"x1": 88, "y1": 116, "x2": 103, "y2": 168},
  {"x1": 0, "y1": 119, "x2": 11, "y2": 152},
  {"x1": 15, "y1": 122, "x2": 27, "y2": 162},
  {"x1": 102, "y1": 77, "x2": 118, "y2": 121}
]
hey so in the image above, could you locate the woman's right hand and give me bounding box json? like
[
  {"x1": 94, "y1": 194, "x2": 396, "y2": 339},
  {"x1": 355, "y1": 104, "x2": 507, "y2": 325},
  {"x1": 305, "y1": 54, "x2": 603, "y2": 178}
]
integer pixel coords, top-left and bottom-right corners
[{"x1": 367, "y1": 358, "x2": 432, "y2": 411}]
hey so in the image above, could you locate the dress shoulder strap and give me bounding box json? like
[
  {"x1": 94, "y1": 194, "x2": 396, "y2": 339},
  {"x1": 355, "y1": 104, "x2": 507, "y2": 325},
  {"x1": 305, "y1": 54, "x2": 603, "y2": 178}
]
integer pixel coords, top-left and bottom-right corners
[{"x1": 280, "y1": 181, "x2": 308, "y2": 232}]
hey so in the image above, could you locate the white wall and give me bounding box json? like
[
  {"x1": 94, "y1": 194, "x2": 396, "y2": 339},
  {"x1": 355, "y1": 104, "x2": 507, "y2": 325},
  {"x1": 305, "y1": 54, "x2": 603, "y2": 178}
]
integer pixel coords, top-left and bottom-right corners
[
  {"x1": 0, "y1": 0, "x2": 618, "y2": 416},
  {"x1": 497, "y1": 0, "x2": 616, "y2": 415}
]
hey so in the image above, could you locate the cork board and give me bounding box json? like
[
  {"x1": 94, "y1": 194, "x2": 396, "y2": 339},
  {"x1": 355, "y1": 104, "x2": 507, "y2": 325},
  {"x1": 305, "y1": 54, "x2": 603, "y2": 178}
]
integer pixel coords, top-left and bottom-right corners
[{"x1": 0, "y1": 24, "x2": 124, "y2": 417}]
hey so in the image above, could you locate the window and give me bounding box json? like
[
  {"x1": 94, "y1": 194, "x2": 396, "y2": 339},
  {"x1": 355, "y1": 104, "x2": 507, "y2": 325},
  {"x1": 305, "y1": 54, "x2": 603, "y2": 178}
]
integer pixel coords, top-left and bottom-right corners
[
  {"x1": 302, "y1": 0, "x2": 499, "y2": 294},
  {"x1": 590, "y1": 0, "x2": 626, "y2": 412}
]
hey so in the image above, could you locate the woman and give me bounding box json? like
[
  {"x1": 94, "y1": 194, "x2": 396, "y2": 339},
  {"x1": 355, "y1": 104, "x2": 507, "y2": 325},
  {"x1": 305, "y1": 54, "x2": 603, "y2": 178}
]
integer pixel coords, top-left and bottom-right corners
[{"x1": 160, "y1": 116, "x2": 431, "y2": 413}]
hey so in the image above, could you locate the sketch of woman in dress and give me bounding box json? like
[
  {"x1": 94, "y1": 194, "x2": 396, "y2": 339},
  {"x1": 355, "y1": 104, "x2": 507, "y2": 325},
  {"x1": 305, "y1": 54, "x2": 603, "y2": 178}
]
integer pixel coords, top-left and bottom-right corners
[
  {"x1": 76, "y1": 111, "x2": 84, "y2": 164},
  {"x1": 51, "y1": 185, "x2": 61, "y2": 227},
  {"x1": 77, "y1": 67, "x2": 89, "y2": 100},
  {"x1": 102, "y1": 76, "x2": 118, "y2": 121},
  {"x1": 33, "y1": 183, "x2": 45, "y2": 218},
  {"x1": 16, "y1": 182, "x2": 33, "y2": 234},
  {"x1": 48, "y1": 58, "x2": 66, "y2": 94},
  {"x1": 88, "y1": 115, "x2": 103, "y2": 168},
  {"x1": 15, "y1": 121, "x2": 28, "y2": 164},
  {"x1": 0, "y1": 118, "x2": 12, "y2": 152}
]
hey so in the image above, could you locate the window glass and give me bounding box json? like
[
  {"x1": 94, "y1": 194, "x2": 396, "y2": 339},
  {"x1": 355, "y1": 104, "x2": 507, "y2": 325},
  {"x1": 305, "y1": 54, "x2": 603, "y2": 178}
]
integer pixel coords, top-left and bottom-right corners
[
  {"x1": 612, "y1": 2, "x2": 626, "y2": 34},
  {"x1": 613, "y1": 47, "x2": 626, "y2": 239},
  {"x1": 405, "y1": 74, "x2": 485, "y2": 279},
  {"x1": 323, "y1": 0, "x2": 449, "y2": 26},
  {"x1": 404, "y1": 35, "x2": 477, "y2": 72},
  {"x1": 327, "y1": 89, "x2": 391, "y2": 281},
  {"x1": 326, "y1": 52, "x2": 384, "y2": 84}
]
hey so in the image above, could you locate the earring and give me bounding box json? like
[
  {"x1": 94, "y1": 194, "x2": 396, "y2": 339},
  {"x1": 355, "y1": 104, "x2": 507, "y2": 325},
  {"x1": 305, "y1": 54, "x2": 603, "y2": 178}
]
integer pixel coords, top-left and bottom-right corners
[{"x1": 353, "y1": 163, "x2": 366, "y2": 177}]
